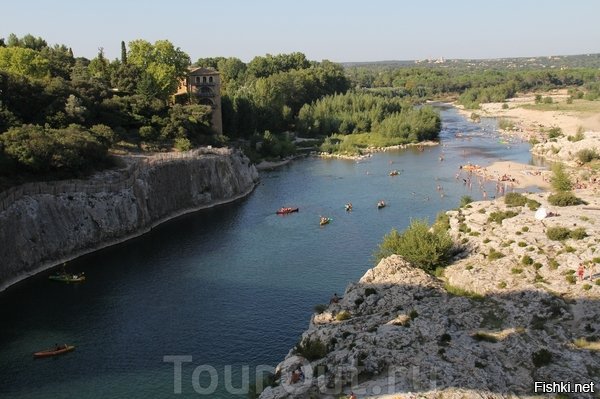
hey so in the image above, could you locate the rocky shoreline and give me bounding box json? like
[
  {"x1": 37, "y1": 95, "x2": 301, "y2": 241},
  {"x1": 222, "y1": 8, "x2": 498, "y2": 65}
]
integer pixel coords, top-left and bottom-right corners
[
  {"x1": 0, "y1": 147, "x2": 259, "y2": 291},
  {"x1": 260, "y1": 190, "x2": 600, "y2": 399},
  {"x1": 260, "y1": 98, "x2": 600, "y2": 398}
]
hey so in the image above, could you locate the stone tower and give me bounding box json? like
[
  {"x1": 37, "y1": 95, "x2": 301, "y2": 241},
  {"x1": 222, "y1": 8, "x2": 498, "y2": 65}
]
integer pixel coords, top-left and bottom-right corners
[{"x1": 177, "y1": 67, "x2": 223, "y2": 135}]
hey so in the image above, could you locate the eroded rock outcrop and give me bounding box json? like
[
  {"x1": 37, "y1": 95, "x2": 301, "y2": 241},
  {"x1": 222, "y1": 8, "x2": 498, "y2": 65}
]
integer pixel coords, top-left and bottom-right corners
[
  {"x1": 260, "y1": 191, "x2": 600, "y2": 399},
  {"x1": 0, "y1": 147, "x2": 258, "y2": 290}
]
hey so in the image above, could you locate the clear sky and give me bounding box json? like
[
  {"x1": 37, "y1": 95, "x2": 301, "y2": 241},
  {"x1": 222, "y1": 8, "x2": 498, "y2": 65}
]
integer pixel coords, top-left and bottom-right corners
[{"x1": 3, "y1": 0, "x2": 599, "y2": 62}]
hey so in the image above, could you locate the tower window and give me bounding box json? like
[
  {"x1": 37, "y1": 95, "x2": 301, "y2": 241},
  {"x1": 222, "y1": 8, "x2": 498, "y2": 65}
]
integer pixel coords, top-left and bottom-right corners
[
  {"x1": 209, "y1": 76, "x2": 213, "y2": 83},
  {"x1": 203, "y1": 76, "x2": 207, "y2": 83}
]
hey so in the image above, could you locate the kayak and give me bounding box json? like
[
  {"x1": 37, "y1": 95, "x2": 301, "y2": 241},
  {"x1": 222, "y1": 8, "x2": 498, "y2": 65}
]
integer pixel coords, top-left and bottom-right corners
[
  {"x1": 33, "y1": 345, "x2": 75, "y2": 358},
  {"x1": 319, "y1": 217, "x2": 332, "y2": 226},
  {"x1": 276, "y1": 207, "x2": 299, "y2": 215},
  {"x1": 49, "y1": 274, "x2": 85, "y2": 283}
]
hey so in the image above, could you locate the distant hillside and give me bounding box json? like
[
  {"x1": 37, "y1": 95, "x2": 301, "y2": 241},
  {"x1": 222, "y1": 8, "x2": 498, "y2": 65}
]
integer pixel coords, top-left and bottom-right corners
[{"x1": 343, "y1": 53, "x2": 600, "y2": 69}]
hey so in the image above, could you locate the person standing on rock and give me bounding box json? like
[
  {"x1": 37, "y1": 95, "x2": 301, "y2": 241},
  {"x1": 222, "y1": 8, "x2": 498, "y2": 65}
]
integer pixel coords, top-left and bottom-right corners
[
  {"x1": 330, "y1": 293, "x2": 340, "y2": 304},
  {"x1": 577, "y1": 263, "x2": 585, "y2": 281}
]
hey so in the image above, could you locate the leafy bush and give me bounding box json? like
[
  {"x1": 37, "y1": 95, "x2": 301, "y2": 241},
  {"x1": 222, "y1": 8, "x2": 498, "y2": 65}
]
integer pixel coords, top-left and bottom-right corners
[
  {"x1": 527, "y1": 199, "x2": 541, "y2": 211},
  {"x1": 314, "y1": 304, "x2": 327, "y2": 314},
  {"x1": 364, "y1": 287, "x2": 377, "y2": 297},
  {"x1": 0, "y1": 124, "x2": 110, "y2": 175},
  {"x1": 487, "y1": 210, "x2": 518, "y2": 224},
  {"x1": 174, "y1": 137, "x2": 192, "y2": 152},
  {"x1": 488, "y1": 248, "x2": 505, "y2": 260},
  {"x1": 433, "y1": 212, "x2": 450, "y2": 232},
  {"x1": 498, "y1": 281, "x2": 507, "y2": 289},
  {"x1": 577, "y1": 149, "x2": 599, "y2": 164},
  {"x1": 568, "y1": 131, "x2": 585, "y2": 142},
  {"x1": 498, "y1": 118, "x2": 515, "y2": 130},
  {"x1": 548, "y1": 258, "x2": 559, "y2": 270},
  {"x1": 511, "y1": 267, "x2": 524, "y2": 274},
  {"x1": 336, "y1": 311, "x2": 351, "y2": 321},
  {"x1": 565, "y1": 275, "x2": 577, "y2": 284},
  {"x1": 409, "y1": 310, "x2": 419, "y2": 319},
  {"x1": 502, "y1": 103, "x2": 509, "y2": 109},
  {"x1": 294, "y1": 337, "x2": 328, "y2": 361},
  {"x1": 546, "y1": 227, "x2": 571, "y2": 241},
  {"x1": 521, "y1": 255, "x2": 534, "y2": 265},
  {"x1": 548, "y1": 191, "x2": 585, "y2": 206},
  {"x1": 373, "y1": 219, "x2": 454, "y2": 274},
  {"x1": 547, "y1": 127, "x2": 562, "y2": 139},
  {"x1": 460, "y1": 195, "x2": 474, "y2": 208},
  {"x1": 504, "y1": 192, "x2": 527, "y2": 207},
  {"x1": 569, "y1": 227, "x2": 587, "y2": 240},
  {"x1": 473, "y1": 332, "x2": 499, "y2": 343},
  {"x1": 550, "y1": 163, "x2": 572, "y2": 192}
]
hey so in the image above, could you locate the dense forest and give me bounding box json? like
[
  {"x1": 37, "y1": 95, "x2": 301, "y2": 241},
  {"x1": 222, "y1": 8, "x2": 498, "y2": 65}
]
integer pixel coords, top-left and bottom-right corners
[{"x1": 1, "y1": 33, "x2": 599, "y2": 188}]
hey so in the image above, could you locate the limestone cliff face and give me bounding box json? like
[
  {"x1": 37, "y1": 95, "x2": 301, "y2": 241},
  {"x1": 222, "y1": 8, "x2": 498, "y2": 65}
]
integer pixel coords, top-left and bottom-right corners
[{"x1": 0, "y1": 148, "x2": 258, "y2": 290}]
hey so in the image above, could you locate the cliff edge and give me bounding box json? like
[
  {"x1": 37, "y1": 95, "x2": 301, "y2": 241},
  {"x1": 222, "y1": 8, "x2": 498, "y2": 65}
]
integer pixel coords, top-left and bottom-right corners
[
  {"x1": 260, "y1": 190, "x2": 600, "y2": 399},
  {"x1": 0, "y1": 147, "x2": 259, "y2": 291}
]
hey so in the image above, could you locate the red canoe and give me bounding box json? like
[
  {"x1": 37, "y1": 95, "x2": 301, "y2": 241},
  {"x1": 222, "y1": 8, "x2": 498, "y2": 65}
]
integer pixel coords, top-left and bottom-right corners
[
  {"x1": 276, "y1": 207, "x2": 299, "y2": 215},
  {"x1": 33, "y1": 345, "x2": 75, "y2": 358}
]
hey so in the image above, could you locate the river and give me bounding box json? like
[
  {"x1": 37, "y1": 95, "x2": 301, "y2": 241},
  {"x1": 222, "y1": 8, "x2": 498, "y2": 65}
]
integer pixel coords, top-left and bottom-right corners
[{"x1": 0, "y1": 105, "x2": 542, "y2": 398}]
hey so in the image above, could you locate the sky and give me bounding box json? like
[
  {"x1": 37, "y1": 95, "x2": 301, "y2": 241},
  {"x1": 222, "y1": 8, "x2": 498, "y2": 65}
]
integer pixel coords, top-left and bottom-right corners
[{"x1": 3, "y1": 0, "x2": 599, "y2": 63}]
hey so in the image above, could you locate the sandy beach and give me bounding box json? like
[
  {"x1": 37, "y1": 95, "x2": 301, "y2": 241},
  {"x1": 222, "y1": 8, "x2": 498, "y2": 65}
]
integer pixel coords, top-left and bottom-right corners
[
  {"x1": 455, "y1": 90, "x2": 600, "y2": 140},
  {"x1": 469, "y1": 160, "x2": 550, "y2": 190}
]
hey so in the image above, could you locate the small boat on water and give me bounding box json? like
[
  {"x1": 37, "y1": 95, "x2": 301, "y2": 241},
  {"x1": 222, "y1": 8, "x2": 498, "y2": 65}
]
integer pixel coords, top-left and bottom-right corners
[
  {"x1": 276, "y1": 207, "x2": 299, "y2": 215},
  {"x1": 33, "y1": 344, "x2": 75, "y2": 358},
  {"x1": 389, "y1": 170, "x2": 399, "y2": 176},
  {"x1": 48, "y1": 273, "x2": 85, "y2": 283},
  {"x1": 319, "y1": 217, "x2": 332, "y2": 226},
  {"x1": 345, "y1": 203, "x2": 353, "y2": 212},
  {"x1": 377, "y1": 200, "x2": 386, "y2": 209}
]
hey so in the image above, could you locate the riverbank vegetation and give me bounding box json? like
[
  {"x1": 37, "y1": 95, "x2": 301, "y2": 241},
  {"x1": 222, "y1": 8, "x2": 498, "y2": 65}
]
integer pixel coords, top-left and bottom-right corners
[
  {"x1": 2, "y1": 32, "x2": 600, "y2": 188},
  {"x1": 295, "y1": 92, "x2": 441, "y2": 154}
]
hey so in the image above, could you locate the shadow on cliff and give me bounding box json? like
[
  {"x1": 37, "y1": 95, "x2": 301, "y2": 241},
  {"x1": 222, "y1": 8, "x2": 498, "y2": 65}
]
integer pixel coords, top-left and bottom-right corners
[{"x1": 289, "y1": 278, "x2": 600, "y2": 398}]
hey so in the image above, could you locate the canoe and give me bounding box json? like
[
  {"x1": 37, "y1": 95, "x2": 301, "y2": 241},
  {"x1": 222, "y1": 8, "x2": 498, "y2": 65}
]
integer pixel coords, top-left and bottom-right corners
[
  {"x1": 49, "y1": 274, "x2": 85, "y2": 283},
  {"x1": 33, "y1": 345, "x2": 75, "y2": 358},
  {"x1": 276, "y1": 207, "x2": 299, "y2": 215},
  {"x1": 319, "y1": 218, "x2": 331, "y2": 226}
]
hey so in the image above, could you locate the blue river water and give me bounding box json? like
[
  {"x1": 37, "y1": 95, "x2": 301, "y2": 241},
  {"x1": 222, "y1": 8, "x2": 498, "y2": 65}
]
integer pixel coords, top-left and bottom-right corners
[{"x1": 0, "y1": 105, "x2": 543, "y2": 398}]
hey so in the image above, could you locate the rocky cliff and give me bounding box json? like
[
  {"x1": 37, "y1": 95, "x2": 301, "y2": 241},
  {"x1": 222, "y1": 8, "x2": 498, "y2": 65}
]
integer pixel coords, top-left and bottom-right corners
[
  {"x1": 260, "y1": 190, "x2": 600, "y2": 399},
  {"x1": 0, "y1": 147, "x2": 258, "y2": 291}
]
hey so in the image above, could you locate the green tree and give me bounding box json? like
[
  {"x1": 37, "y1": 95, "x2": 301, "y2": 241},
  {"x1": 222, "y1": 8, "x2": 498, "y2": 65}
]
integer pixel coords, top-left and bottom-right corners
[
  {"x1": 128, "y1": 39, "x2": 191, "y2": 100},
  {"x1": 88, "y1": 48, "x2": 110, "y2": 83},
  {"x1": 550, "y1": 163, "x2": 572, "y2": 192},
  {"x1": 121, "y1": 41, "x2": 127, "y2": 64},
  {"x1": 0, "y1": 46, "x2": 50, "y2": 78}
]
